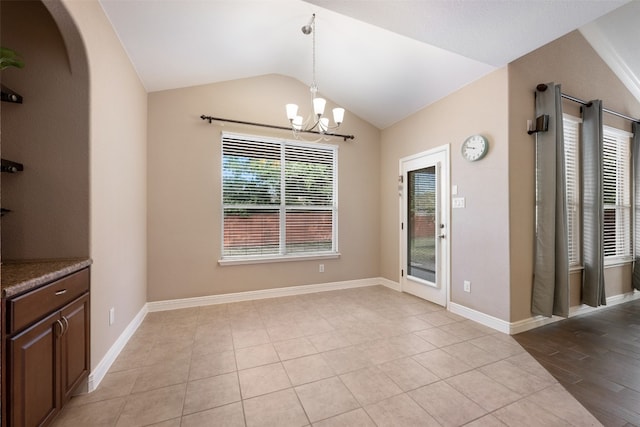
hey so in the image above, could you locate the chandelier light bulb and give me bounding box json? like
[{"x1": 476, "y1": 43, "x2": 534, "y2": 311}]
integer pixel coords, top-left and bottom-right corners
[
  {"x1": 313, "y1": 97, "x2": 326, "y2": 117},
  {"x1": 332, "y1": 108, "x2": 345, "y2": 125},
  {"x1": 319, "y1": 117, "x2": 329, "y2": 132},
  {"x1": 286, "y1": 104, "x2": 299, "y2": 121},
  {"x1": 292, "y1": 116, "x2": 303, "y2": 130}
]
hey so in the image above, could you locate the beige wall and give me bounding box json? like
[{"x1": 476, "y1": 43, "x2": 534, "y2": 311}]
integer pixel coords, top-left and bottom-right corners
[
  {"x1": 1, "y1": 0, "x2": 89, "y2": 260},
  {"x1": 147, "y1": 75, "x2": 380, "y2": 301},
  {"x1": 381, "y1": 30, "x2": 640, "y2": 325},
  {"x1": 7, "y1": 5, "x2": 636, "y2": 376},
  {"x1": 380, "y1": 68, "x2": 512, "y2": 321},
  {"x1": 508, "y1": 31, "x2": 640, "y2": 322},
  {"x1": 56, "y1": 0, "x2": 148, "y2": 370}
]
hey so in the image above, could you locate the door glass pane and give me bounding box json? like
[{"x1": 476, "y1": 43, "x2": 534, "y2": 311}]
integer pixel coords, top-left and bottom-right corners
[{"x1": 408, "y1": 166, "x2": 437, "y2": 283}]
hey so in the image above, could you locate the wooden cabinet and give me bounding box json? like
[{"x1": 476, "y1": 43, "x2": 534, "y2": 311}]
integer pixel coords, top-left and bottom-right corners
[
  {"x1": 3, "y1": 268, "x2": 90, "y2": 427},
  {"x1": 9, "y1": 311, "x2": 59, "y2": 427},
  {"x1": 60, "y1": 294, "x2": 90, "y2": 403}
]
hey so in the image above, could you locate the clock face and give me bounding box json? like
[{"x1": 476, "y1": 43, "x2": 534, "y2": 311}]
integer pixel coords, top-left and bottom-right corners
[{"x1": 461, "y1": 135, "x2": 489, "y2": 162}]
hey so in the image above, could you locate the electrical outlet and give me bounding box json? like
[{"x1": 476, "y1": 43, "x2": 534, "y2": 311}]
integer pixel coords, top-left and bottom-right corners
[
  {"x1": 463, "y1": 281, "x2": 471, "y2": 293},
  {"x1": 319, "y1": 264, "x2": 325, "y2": 273},
  {"x1": 109, "y1": 307, "x2": 115, "y2": 325}
]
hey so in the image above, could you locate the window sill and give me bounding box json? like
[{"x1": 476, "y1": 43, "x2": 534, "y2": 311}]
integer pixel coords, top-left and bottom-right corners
[
  {"x1": 571, "y1": 258, "x2": 634, "y2": 271},
  {"x1": 218, "y1": 253, "x2": 341, "y2": 266},
  {"x1": 604, "y1": 257, "x2": 633, "y2": 268}
]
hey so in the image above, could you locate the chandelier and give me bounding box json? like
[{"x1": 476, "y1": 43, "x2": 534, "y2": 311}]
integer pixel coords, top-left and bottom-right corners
[{"x1": 286, "y1": 14, "x2": 345, "y2": 137}]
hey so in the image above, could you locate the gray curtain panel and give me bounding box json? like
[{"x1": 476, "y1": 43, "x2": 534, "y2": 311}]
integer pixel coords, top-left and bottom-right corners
[
  {"x1": 582, "y1": 100, "x2": 606, "y2": 307},
  {"x1": 632, "y1": 122, "x2": 640, "y2": 291},
  {"x1": 532, "y1": 83, "x2": 570, "y2": 317}
]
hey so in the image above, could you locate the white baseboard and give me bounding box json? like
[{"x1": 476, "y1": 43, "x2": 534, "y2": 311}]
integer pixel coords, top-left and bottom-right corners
[
  {"x1": 377, "y1": 277, "x2": 401, "y2": 292},
  {"x1": 87, "y1": 304, "x2": 148, "y2": 392},
  {"x1": 147, "y1": 277, "x2": 394, "y2": 312},
  {"x1": 509, "y1": 289, "x2": 640, "y2": 335},
  {"x1": 87, "y1": 278, "x2": 394, "y2": 390},
  {"x1": 569, "y1": 288, "x2": 640, "y2": 317},
  {"x1": 509, "y1": 314, "x2": 565, "y2": 335},
  {"x1": 90, "y1": 280, "x2": 639, "y2": 392},
  {"x1": 86, "y1": 277, "x2": 394, "y2": 390},
  {"x1": 448, "y1": 302, "x2": 512, "y2": 334}
]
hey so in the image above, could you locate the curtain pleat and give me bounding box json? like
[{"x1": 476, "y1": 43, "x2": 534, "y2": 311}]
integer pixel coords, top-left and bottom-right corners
[
  {"x1": 582, "y1": 101, "x2": 606, "y2": 307},
  {"x1": 532, "y1": 83, "x2": 570, "y2": 317},
  {"x1": 632, "y1": 122, "x2": 640, "y2": 291}
]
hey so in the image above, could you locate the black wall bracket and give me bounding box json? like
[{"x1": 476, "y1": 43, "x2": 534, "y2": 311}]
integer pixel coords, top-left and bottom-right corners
[{"x1": 527, "y1": 114, "x2": 549, "y2": 135}]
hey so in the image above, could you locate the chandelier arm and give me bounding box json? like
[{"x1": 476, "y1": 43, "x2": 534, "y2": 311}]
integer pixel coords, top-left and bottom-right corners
[
  {"x1": 301, "y1": 113, "x2": 316, "y2": 130},
  {"x1": 320, "y1": 122, "x2": 341, "y2": 131},
  {"x1": 307, "y1": 118, "x2": 322, "y2": 132},
  {"x1": 200, "y1": 115, "x2": 355, "y2": 141}
]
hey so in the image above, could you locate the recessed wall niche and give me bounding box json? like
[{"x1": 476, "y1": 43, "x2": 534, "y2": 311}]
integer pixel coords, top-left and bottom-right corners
[{"x1": 1, "y1": 0, "x2": 89, "y2": 261}]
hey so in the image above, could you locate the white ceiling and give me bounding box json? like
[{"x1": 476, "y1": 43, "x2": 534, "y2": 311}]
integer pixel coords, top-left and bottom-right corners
[
  {"x1": 99, "y1": 0, "x2": 633, "y2": 129},
  {"x1": 579, "y1": 1, "x2": 640, "y2": 106}
]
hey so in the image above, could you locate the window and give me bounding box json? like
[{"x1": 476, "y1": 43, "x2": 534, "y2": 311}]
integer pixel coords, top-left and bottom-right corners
[
  {"x1": 563, "y1": 117, "x2": 633, "y2": 267},
  {"x1": 221, "y1": 133, "x2": 337, "y2": 261},
  {"x1": 602, "y1": 125, "x2": 632, "y2": 261},
  {"x1": 563, "y1": 115, "x2": 581, "y2": 267}
]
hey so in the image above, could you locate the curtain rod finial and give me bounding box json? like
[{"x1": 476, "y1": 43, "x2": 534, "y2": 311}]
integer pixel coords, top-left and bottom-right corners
[{"x1": 536, "y1": 84, "x2": 548, "y2": 92}]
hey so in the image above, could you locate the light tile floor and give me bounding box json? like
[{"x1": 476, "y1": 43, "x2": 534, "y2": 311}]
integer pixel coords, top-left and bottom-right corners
[{"x1": 53, "y1": 285, "x2": 602, "y2": 426}]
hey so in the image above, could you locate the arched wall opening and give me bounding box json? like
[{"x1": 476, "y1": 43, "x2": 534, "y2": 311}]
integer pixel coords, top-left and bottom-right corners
[{"x1": 1, "y1": 0, "x2": 90, "y2": 260}]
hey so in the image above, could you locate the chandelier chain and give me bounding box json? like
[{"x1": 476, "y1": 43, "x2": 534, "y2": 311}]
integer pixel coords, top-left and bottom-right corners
[
  {"x1": 311, "y1": 14, "x2": 317, "y2": 93},
  {"x1": 285, "y1": 12, "x2": 346, "y2": 141}
]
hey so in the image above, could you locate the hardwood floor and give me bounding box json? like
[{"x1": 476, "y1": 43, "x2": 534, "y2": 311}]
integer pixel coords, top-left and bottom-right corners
[{"x1": 514, "y1": 298, "x2": 640, "y2": 427}]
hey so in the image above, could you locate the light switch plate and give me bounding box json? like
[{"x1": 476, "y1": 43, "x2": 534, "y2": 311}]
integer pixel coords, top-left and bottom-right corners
[{"x1": 452, "y1": 197, "x2": 465, "y2": 208}]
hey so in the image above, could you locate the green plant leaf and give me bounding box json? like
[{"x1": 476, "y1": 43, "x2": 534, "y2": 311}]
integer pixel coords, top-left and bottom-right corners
[{"x1": 0, "y1": 47, "x2": 25, "y2": 70}]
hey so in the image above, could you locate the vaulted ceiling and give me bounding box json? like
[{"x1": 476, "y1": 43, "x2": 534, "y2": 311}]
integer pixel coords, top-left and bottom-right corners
[{"x1": 98, "y1": 0, "x2": 637, "y2": 129}]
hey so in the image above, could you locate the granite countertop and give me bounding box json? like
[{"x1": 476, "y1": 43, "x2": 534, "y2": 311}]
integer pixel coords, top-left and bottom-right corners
[{"x1": 1, "y1": 258, "x2": 92, "y2": 298}]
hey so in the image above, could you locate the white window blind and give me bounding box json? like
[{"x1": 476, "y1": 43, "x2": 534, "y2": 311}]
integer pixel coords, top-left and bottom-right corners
[
  {"x1": 563, "y1": 115, "x2": 581, "y2": 266},
  {"x1": 602, "y1": 126, "x2": 632, "y2": 260},
  {"x1": 222, "y1": 133, "x2": 337, "y2": 260}
]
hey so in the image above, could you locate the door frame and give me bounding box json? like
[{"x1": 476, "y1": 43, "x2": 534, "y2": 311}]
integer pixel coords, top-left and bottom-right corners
[{"x1": 398, "y1": 144, "x2": 451, "y2": 307}]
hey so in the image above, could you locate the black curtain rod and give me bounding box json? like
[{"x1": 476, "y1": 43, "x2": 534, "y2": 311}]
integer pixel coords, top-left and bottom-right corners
[
  {"x1": 536, "y1": 83, "x2": 640, "y2": 124},
  {"x1": 200, "y1": 115, "x2": 355, "y2": 141}
]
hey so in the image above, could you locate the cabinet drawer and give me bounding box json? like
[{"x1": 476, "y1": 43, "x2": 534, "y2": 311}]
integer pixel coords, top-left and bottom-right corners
[{"x1": 6, "y1": 268, "x2": 89, "y2": 335}]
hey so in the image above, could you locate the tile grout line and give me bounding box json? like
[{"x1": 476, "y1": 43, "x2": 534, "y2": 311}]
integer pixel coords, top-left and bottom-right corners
[{"x1": 53, "y1": 286, "x2": 602, "y2": 426}]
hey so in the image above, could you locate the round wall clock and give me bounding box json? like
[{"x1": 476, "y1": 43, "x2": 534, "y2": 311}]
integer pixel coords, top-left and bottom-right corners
[{"x1": 461, "y1": 134, "x2": 489, "y2": 162}]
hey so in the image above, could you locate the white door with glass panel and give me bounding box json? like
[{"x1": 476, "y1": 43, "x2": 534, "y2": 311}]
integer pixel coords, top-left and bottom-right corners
[{"x1": 400, "y1": 147, "x2": 449, "y2": 307}]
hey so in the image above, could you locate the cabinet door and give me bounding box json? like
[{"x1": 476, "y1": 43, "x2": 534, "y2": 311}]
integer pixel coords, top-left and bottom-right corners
[
  {"x1": 60, "y1": 293, "x2": 90, "y2": 403},
  {"x1": 9, "y1": 311, "x2": 61, "y2": 427}
]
